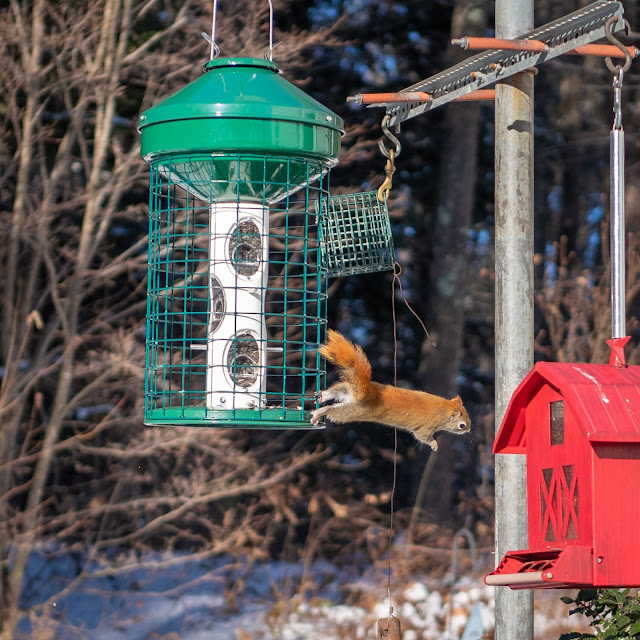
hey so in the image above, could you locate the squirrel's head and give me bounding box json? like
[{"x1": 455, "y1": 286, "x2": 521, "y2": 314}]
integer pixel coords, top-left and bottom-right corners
[{"x1": 445, "y1": 396, "x2": 471, "y2": 435}]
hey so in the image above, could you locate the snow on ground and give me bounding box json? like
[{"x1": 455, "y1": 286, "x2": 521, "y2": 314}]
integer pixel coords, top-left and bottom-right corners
[{"x1": 17, "y1": 547, "x2": 589, "y2": 639}]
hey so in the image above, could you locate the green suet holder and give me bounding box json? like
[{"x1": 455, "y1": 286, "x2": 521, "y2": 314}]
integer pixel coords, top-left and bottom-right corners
[
  {"x1": 138, "y1": 57, "x2": 343, "y2": 428},
  {"x1": 317, "y1": 191, "x2": 395, "y2": 277}
]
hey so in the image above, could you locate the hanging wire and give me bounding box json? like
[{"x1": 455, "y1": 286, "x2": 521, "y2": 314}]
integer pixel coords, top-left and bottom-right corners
[
  {"x1": 386, "y1": 270, "x2": 400, "y2": 624},
  {"x1": 209, "y1": 0, "x2": 221, "y2": 59},
  {"x1": 386, "y1": 424, "x2": 398, "y2": 621},
  {"x1": 352, "y1": 121, "x2": 410, "y2": 625},
  {"x1": 380, "y1": 262, "x2": 436, "y2": 636},
  {"x1": 264, "y1": 0, "x2": 274, "y2": 61},
  {"x1": 207, "y1": 0, "x2": 275, "y2": 61},
  {"x1": 392, "y1": 263, "x2": 436, "y2": 349}
]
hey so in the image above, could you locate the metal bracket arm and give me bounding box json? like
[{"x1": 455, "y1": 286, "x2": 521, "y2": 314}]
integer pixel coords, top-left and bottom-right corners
[{"x1": 376, "y1": 0, "x2": 627, "y2": 127}]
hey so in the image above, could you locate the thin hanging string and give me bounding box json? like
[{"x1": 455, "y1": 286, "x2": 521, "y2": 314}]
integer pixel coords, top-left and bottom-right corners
[
  {"x1": 386, "y1": 261, "x2": 435, "y2": 620},
  {"x1": 386, "y1": 435, "x2": 397, "y2": 617},
  {"x1": 392, "y1": 262, "x2": 436, "y2": 349},
  {"x1": 386, "y1": 269, "x2": 399, "y2": 620}
]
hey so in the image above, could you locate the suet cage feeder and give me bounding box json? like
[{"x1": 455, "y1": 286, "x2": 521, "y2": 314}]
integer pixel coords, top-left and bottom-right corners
[
  {"x1": 138, "y1": 57, "x2": 343, "y2": 428},
  {"x1": 317, "y1": 191, "x2": 395, "y2": 277}
]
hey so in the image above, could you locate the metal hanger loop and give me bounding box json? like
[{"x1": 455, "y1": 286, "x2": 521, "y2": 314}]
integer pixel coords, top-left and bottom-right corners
[
  {"x1": 378, "y1": 115, "x2": 401, "y2": 159},
  {"x1": 208, "y1": 0, "x2": 275, "y2": 61},
  {"x1": 604, "y1": 15, "x2": 632, "y2": 75}
]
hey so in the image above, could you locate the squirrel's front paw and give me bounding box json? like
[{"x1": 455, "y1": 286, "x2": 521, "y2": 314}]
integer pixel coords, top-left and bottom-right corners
[
  {"x1": 310, "y1": 408, "x2": 325, "y2": 426},
  {"x1": 428, "y1": 439, "x2": 438, "y2": 451}
]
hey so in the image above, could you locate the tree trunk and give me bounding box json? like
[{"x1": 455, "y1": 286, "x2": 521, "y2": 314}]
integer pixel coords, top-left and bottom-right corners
[
  {"x1": 0, "y1": 1, "x2": 347, "y2": 634},
  {"x1": 0, "y1": 0, "x2": 132, "y2": 633},
  {"x1": 416, "y1": 0, "x2": 486, "y2": 523}
]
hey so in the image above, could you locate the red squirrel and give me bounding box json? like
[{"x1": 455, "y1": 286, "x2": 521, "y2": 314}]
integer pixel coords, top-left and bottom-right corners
[{"x1": 310, "y1": 330, "x2": 471, "y2": 450}]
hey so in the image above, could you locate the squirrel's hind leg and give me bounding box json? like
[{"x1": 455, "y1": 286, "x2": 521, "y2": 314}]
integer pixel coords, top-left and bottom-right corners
[
  {"x1": 319, "y1": 382, "x2": 353, "y2": 406},
  {"x1": 311, "y1": 383, "x2": 354, "y2": 426}
]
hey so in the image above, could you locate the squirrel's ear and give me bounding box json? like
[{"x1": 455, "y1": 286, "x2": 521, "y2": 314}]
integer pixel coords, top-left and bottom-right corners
[
  {"x1": 451, "y1": 408, "x2": 462, "y2": 419},
  {"x1": 453, "y1": 395, "x2": 462, "y2": 405}
]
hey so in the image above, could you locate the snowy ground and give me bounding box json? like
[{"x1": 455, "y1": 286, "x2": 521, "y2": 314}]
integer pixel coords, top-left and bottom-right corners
[{"x1": 17, "y1": 547, "x2": 589, "y2": 639}]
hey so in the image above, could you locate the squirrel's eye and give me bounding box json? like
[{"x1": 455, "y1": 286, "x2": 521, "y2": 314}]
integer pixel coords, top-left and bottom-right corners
[{"x1": 459, "y1": 423, "x2": 467, "y2": 430}]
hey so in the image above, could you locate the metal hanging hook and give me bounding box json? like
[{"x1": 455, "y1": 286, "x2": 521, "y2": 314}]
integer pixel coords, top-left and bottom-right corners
[
  {"x1": 612, "y1": 68, "x2": 624, "y2": 131},
  {"x1": 604, "y1": 15, "x2": 632, "y2": 75},
  {"x1": 207, "y1": 0, "x2": 274, "y2": 61},
  {"x1": 378, "y1": 115, "x2": 401, "y2": 159}
]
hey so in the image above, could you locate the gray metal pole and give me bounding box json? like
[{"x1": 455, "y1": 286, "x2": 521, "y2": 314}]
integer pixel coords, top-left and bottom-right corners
[{"x1": 494, "y1": 0, "x2": 535, "y2": 636}]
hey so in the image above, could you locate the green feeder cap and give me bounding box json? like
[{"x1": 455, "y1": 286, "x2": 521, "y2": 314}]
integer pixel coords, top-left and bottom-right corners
[{"x1": 138, "y1": 57, "x2": 343, "y2": 165}]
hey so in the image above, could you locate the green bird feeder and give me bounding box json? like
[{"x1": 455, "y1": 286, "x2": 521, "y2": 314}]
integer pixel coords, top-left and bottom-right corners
[{"x1": 138, "y1": 56, "x2": 343, "y2": 428}]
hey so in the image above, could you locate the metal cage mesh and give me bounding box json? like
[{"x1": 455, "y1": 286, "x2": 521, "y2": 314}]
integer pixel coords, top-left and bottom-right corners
[
  {"x1": 317, "y1": 191, "x2": 395, "y2": 277},
  {"x1": 145, "y1": 154, "x2": 328, "y2": 427}
]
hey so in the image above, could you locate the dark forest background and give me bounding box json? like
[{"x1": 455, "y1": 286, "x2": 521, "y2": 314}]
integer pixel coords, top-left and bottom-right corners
[{"x1": 2, "y1": 0, "x2": 640, "y2": 636}]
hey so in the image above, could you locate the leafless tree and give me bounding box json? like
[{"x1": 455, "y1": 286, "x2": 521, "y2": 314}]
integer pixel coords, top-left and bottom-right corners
[
  {"x1": 416, "y1": 0, "x2": 489, "y2": 524},
  {"x1": 0, "y1": 0, "x2": 343, "y2": 636},
  {"x1": 536, "y1": 230, "x2": 640, "y2": 365}
]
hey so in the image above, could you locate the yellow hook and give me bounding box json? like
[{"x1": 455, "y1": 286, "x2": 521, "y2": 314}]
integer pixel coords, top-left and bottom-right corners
[{"x1": 377, "y1": 149, "x2": 396, "y2": 202}]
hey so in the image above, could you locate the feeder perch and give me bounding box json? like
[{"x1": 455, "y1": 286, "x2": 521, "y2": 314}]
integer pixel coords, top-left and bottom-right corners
[
  {"x1": 138, "y1": 57, "x2": 343, "y2": 428},
  {"x1": 316, "y1": 191, "x2": 395, "y2": 277},
  {"x1": 485, "y1": 341, "x2": 640, "y2": 589}
]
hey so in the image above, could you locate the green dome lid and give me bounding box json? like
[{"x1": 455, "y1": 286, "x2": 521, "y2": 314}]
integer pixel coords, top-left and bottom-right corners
[{"x1": 138, "y1": 57, "x2": 343, "y2": 164}]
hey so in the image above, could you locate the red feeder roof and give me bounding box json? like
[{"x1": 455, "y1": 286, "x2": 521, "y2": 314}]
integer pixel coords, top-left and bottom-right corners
[{"x1": 494, "y1": 361, "x2": 640, "y2": 454}]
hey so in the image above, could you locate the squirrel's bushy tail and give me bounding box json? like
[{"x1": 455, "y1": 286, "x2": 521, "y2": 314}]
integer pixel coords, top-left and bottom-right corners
[{"x1": 320, "y1": 330, "x2": 372, "y2": 401}]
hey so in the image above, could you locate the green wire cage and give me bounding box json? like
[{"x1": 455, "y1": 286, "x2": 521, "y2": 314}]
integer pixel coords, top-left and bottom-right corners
[
  {"x1": 138, "y1": 57, "x2": 343, "y2": 428},
  {"x1": 317, "y1": 191, "x2": 395, "y2": 277}
]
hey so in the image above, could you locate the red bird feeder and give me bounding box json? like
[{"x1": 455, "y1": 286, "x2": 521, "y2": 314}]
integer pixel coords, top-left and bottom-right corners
[
  {"x1": 485, "y1": 338, "x2": 640, "y2": 589},
  {"x1": 486, "y1": 36, "x2": 638, "y2": 590}
]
